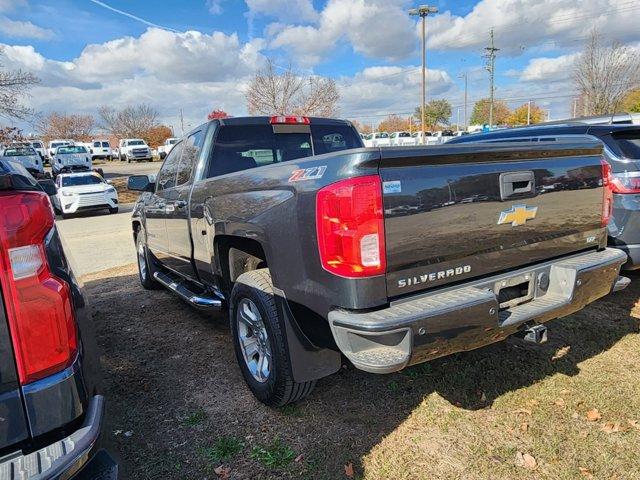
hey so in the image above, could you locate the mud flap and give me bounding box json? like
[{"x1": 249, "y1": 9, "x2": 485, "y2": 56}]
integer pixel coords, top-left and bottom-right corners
[{"x1": 273, "y1": 293, "x2": 341, "y2": 383}]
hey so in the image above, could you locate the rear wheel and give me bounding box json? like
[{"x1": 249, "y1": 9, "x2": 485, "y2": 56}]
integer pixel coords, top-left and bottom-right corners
[
  {"x1": 136, "y1": 230, "x2": 159, "y2": 290},
  {"x1": 230, "y1": 269, "x2": 316, "y2": 406},
  {"x1": 109, "y1": 207, "x2": 119, "y2": 214}
]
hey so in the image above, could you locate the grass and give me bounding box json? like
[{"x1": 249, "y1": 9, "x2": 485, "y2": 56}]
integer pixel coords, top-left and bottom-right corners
[
  {"x1": 183, "y1": 409, "x2": 207, "y2": 426},
  {"x1": 201, "y1": 436, "x2": 245, "y2": 464},
  {"x1": 358, "y1": 294, "x2": 640, "y2": 480},
  {"x1": 250, "y1": 438, "x2": 296, "y2": 469}
]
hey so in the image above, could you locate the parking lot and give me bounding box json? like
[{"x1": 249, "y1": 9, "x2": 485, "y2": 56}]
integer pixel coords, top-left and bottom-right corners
[{"x1": 55, "y1": 167, "x2": 640, "y2": 480}]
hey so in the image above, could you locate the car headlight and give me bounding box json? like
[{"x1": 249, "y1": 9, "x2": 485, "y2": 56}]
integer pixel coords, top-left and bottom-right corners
[
  {"x1": 62, "y1": 190, "x2": 74, "y2": 197},
  {"x1": 106, "y1": 187, "x2": 116, "y2": 194}
]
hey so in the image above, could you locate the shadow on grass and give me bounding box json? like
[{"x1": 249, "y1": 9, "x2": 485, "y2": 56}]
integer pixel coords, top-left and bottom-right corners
[{"x1": 86, "y1": 269, "x2": 640, "y2": 479}]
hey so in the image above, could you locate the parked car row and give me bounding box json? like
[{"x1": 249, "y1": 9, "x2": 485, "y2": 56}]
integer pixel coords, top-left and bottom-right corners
[{"x1": 361, "y1": 129, "x2": 467, "y2": 147}]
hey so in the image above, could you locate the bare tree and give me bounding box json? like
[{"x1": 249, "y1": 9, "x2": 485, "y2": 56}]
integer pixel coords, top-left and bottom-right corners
[
  {"x1": 246, "y1": 60, "x2": 339, "y2": 117},
  {"x1": 573, "y1": 29, "x2": 640, "y2": 116},
  {"x1": 37, "y1": 112, "x2": 95, "y2": 141},
  {"x1": 98, "y1": 104, "x2": 159, "y2": 138},
  {"x1": 0, "y1": 49, "x2": 39, "y2": 121}
]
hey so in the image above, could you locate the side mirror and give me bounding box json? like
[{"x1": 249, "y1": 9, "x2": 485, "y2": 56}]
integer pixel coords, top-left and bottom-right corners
[
  {"x1": 106, "y1": 179, "x2": 113, "y2": 185},
  {"x1": 128, "y1": 174, "x2": 155, "y2": 192},
  {"x1": 38, "y1": 179, "x2": 57, "y2": 196}
]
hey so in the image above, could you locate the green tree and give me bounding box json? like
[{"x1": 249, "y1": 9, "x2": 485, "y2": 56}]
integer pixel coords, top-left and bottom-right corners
[
  {"x1": 414, "y1": 99, "x2": 452, "y2": 130},
  {"x1": 622, "y1": 89, "x2": 640, "y2": 113},
  {"x1": 508, "y1": 102, "x2": 546, "y2": 125},
  {"x1": 470, "y1": 98, "x2": 511, "y2": 125}
]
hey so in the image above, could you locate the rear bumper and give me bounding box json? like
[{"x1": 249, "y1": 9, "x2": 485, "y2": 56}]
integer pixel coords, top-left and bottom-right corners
[
  {"x1": 328, "y1": 248, "x2": 628, "y2": 374},
  {"x1": 0, "y1": 395, "x2": 117, "y2": 480}
]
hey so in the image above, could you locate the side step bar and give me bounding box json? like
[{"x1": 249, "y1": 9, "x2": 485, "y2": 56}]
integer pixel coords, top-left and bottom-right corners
[{"x1": 153, "y1": 271, "x2": 224, "y2": 310}]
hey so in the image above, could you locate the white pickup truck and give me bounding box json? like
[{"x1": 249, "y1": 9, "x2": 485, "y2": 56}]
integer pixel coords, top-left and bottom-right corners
[
  {"x1": 157, "y1": 137, "x2": 178, "y2": 159},
  {"x1": 118, "y1": 138, "x2": 153, "y2": 162}
]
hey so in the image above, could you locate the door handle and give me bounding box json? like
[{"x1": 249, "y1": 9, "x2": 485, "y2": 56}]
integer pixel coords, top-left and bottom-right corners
[{"x1": 175, "y1": 200, "x2": 187, "y2": 209}]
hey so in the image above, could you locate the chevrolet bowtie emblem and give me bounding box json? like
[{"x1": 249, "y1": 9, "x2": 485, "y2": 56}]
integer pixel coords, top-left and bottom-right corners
[{"x1": 497, "y1": 205, "x2": 538, "y2": 226}]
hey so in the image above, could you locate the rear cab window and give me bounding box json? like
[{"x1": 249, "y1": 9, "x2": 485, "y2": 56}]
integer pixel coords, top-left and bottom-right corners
[
  {"x1": 207, "y1": 122, "x2": 361, "y2": 178},
  {"x1": 611, "y1": 131, "x2": 640, "y2": 159}
]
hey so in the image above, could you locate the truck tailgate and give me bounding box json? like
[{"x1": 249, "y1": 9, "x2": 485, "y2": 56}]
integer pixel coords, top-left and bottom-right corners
[{"x1": 380, "y1": 141, "x2": 606, "y2": 297}]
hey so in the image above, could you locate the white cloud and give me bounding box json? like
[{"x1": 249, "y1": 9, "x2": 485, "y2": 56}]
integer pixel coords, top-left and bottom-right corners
[
  {"x1": 339, "y1": 65, "x2": 454, "y2": 119},
  {"x1": 206, "y1": 0, "x2": 224, "y2": 15},
  {"x1": 427, "y1": 0, "x2": 640, "y2": 55},
  {"x1": 519, "y1": 53, "x2": 579, "y2": 82},
  {"x1": 246, "y1": 0, "x2": 318, "y2": 23},
  {"x1": 0, "y1": 0, "x2": 25, "y2": 13},
  {"x1": 0, "y1": 28, "x2": 267, "y2": 129},
  {"x1": 0, "y1": 15, "x2": 53, "y2": 40},
  {"x1": 268, "y1": 0, "x2": 416, "y2": 66}
]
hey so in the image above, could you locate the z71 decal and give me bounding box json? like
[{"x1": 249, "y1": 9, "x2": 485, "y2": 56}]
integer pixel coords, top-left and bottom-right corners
[{"x1": 288, "y1": 166, "x2": 327, "y2": 182}]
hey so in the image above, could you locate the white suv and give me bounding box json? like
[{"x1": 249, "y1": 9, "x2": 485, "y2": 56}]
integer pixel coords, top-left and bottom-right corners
[{"x1": 118, "y1": 139, "x2": 152, "y2": 163}]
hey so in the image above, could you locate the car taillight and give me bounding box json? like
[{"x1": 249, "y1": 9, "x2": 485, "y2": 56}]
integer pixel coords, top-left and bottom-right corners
[
  {"x1": 609, "y1": 171, "x2": 640, "y2": 194},
  {"x1": 601, "y1": 158, "x2": 614, "y2": 227},
  {"x1": 269, "y1": 116, "x2": 310, "y2": 125},
  {"x1": 0, "y1": 191, "x2": 77, "y2": 384},
  {"x1": 316, "y1": 175, "x2": 386, "y2": 278}
]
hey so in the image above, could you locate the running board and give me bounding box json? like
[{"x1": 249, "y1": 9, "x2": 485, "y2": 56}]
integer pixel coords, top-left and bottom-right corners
[{"x1": 153, "y1": 271, "x2": 224, "y2": 310}]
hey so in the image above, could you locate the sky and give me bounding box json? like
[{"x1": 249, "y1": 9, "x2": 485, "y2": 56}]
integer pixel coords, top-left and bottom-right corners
[{"x1": 1, "y1": 0, "x2": 640, "y2": 133}]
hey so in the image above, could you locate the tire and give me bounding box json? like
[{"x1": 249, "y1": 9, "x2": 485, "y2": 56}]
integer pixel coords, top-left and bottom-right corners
[
  {"x1": 230, "y1": 269, "x2": 316, "y2": 407},
  {"x1": 135, "y1": 229, "x2": 160, "y2": 290},
  {"x1": 120, "y1": 154, "x2": 125, "y2": 162},
  {"x1": 109, "y1": 207, "x2": 119, "y2": 214}
]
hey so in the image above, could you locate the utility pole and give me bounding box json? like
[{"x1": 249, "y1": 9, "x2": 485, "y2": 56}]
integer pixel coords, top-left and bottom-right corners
[
  {"x1": 484, "y1": 29, "x2": 499, "y2": 128},
  {"x1": 409, "y1": 4, "x2": 438, "y2": 144},
  {"x1": 572, "y1": 98, "x2": 578, "y2": 118},
  {"x1": 456, "y1": 108, "x2": 461, "y2": 132},
  {"x1": 180, "y1": 108, "x2": 185, "y2": 135},
  {"x1": 527, "y1": 100, "x2": 531, "y2": 125},
  {"x1": 459, "y1": 72, "x2": 468, "y2": 131}
]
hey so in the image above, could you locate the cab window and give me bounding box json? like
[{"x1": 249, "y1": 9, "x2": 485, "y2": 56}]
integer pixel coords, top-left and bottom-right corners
[{"x1": 156, "y1": 141, "x2": 184, "y2": 192}]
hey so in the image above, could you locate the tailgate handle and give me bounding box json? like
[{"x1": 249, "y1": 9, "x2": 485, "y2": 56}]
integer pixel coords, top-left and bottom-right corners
[{"x1": 500, "y1": 171, "x2": 535, "y2": 201}]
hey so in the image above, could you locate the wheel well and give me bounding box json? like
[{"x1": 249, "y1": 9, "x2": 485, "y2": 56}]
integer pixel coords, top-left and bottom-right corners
[{"x1": 216, "y1": 236, "x2": 267, "y2": 293}]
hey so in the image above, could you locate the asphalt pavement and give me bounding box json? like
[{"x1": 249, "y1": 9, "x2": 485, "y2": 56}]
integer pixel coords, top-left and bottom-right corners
[{"x1": 56, "y1": 204, "x2": 138, "y2": 278}]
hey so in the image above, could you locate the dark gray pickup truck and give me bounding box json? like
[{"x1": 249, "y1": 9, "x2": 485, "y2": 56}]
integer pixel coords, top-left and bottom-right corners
[{"x1": 129, "y1": 116, "x2": 629, "y2": 406}]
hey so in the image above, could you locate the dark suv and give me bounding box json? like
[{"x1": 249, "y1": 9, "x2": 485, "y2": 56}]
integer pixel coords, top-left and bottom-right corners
[
  {"x1": 0, "y1": 160, "x2": 116, "y2": 479},
  {"x1": 448, "y1": 123, "x2": 640, "y2": 269}
]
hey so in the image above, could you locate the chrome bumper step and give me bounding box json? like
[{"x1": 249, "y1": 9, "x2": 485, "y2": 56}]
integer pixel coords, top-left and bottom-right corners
[{"x1": 153, "y1": 271, "x2": 224, "y2": 310}]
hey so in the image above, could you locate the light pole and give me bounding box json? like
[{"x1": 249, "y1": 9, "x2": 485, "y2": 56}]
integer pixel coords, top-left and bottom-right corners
[
  {"x1": 458, "y1": 72, "x2": 468, "y2": 131},
  {"x1": 409, "y1": 4, "x2": 438, "y2": 145}
]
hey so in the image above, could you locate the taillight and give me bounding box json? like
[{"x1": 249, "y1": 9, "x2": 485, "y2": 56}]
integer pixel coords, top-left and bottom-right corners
[
  {"x1": 270, "y1": 116, "x2": 310, "y2": 125},
  {"x1": 609, "y1": 171, "x2": 640, "y2": 194},
  {"x1": 316, "y1": 176, "x2": 386, "y2": 278},
  {"x1": 0, "y1": 191, "x2": 77, "y2": 384},
  {"x1": 601, "y1": 158, "x2": 614, "y2": 227}
]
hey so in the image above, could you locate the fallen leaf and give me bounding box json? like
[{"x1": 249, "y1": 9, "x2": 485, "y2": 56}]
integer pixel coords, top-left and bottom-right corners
[
  {"x1": 560, "y1": 389, "x2": 570, "y2": 395},
  {"x1": 515, "y1": 451, "x2": 537, "y2": 470},
  {"x1": 552, "y1": 345, "x2": 570, "y2": 360},
  {"x1": 627, "y1": 419, "x2": 640, "y2": 431},
  {"x1": 586, "y1": 409, "x2": 601, "y2": 422},
  {"x1": 554, "y1": 398, "x2": 565, "y2": 407},
  {"x1": 344, "y1": 462, "x2": 354, "y2": 478},
  {"x1": 520, "y1": 422, "x2": 529, "y2": 432},
  {"x1": 601, "y1": 422, "x2": 620, "y2": 434},
  {"x1": 579, "y1": 467, "x2": 594, "y2": 478},
  {"x1": 214, "y1": 466, "x2": 230, "y2": 479},
  {"x1": 294, "y1": 454, "x2": 305, "y2": 463},
  {"x1": 514, "y1": 408, "x2": 532, "y2": 416},
  {"x1": 572, "y1": 412, "x2": 580, "y2": 420}
]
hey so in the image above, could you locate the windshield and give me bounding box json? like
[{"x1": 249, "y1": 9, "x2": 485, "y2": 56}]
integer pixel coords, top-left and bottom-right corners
[
  {"x1": 31, "y1": 142, "x2": 43, "y2": 148},
  {"x1": 208, "y1": 124, "x2": 361, "y2": 177},
  {"x1": 58, "y1": 146, "x2": 87, "y2": 154},
  {"x1": 51, "y1": 142, "x2": 68, "y2": 148},
  {"x1": 61, "y1": 175, "x2": 103, "y2": 187},
  {"x1": 3, "y1": 147, "x2": 36, "y2": 156},
  {"x1": 375, "y1": 133, "x2": 389, "y2": 138},
  {"x1": 128, "y1": 140, "x2": 145, "y2": 146}
]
